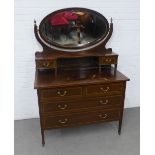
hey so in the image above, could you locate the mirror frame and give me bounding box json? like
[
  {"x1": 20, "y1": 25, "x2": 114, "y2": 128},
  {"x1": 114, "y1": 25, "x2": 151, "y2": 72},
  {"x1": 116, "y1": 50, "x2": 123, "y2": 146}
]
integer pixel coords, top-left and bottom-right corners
[{"x1": 34, "y1": 7, "x2": 113, "y2": 53}]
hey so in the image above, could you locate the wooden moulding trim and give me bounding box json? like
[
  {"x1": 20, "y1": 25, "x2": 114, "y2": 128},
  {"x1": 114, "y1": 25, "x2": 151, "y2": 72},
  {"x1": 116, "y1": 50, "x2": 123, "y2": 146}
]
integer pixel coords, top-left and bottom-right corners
[{"x1": 34, "y1": 79, "x2": 129, "y2": 89}]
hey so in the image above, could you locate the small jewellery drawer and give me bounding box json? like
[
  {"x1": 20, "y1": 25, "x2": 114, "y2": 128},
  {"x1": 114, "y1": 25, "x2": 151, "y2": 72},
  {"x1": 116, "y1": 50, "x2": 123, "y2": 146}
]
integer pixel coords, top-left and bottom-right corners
[
  {"x1": 41, "y1": 96, "x2": 122, "y2": 113},
  {"x1": 40, "y1": 87, "x2": 82, "y2": 101},
  {"x1": 36, "y1": 60, "x2": 57, "y2": 69},
  {"x1": 99, "y1": 56, "x2": 118, "y2": 65},
  {"x1": 86, "y1": 83, "x2": 123, "y2": 96},
  {"x1": 43, "y1": 109, "x2": 120, "y2": 129}
]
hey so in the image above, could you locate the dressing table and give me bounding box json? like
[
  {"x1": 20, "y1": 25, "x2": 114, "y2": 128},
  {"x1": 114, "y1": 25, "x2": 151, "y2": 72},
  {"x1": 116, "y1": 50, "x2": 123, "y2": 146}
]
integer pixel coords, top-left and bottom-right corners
[{"x1": 34, "y1": 7, "x2": 129, "y2": 146}]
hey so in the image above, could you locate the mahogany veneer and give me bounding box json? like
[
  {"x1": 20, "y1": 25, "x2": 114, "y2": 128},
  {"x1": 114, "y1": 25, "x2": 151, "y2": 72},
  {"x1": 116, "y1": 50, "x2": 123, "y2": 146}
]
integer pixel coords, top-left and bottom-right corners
[
  {"x1": 34, "y1": 67, "x2": 129, "y2": 146},
  {"x1": 34, "y1": 9, "x2": 129, "y2": 146}
]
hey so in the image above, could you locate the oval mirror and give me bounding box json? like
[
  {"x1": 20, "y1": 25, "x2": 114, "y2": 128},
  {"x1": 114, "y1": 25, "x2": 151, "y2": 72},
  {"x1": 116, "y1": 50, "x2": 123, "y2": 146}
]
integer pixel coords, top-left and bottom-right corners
[{"x1": 39, "y1": 7, "x2": 110, "y2": 51}]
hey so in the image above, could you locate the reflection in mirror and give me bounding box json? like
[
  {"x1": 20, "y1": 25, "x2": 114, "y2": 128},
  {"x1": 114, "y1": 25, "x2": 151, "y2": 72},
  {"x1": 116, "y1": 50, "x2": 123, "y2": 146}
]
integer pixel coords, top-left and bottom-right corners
[{"x1": 39, "y1": 8, "x2": 109, "y2": 49}]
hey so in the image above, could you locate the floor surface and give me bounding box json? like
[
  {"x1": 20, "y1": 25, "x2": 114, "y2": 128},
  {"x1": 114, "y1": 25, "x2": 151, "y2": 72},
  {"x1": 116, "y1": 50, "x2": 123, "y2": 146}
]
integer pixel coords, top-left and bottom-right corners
[{"x1": 15, "y1": 107, "x2": 140, "y2": 155}]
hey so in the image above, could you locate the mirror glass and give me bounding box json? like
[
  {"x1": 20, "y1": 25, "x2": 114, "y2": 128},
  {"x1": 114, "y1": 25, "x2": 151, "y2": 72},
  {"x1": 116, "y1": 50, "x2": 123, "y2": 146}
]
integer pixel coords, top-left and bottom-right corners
[{"x1": 39, "y1": 8, "x2": 109, "y2": 50}]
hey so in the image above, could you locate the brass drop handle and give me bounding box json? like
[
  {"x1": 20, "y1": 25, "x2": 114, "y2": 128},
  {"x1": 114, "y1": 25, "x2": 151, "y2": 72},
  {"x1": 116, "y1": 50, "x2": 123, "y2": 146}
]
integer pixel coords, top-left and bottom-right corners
[
  {"x1": 57, "y1": 104, "x2": 68, "y2": 110},
  {"x1": 58, "y1": 118, "x2": 68, "y2": 124},
  {"x1": 106, "y1": 58, "x2": 112, "y2": 62},
  {"x1": 99, "y1": 99, "x2": 108, "y2": 105},
  {"x1": 100, "y1": 86, "x2": 110, "y2": 92},
  {"x1": 98, "y1": 114, "x2": 108, "y2": 119},
  {"x1": 43, "y1": 62, "x2": 50, "y2": 67},
  {"x1": 57, "y1": 90, "x2": 67, "y2": 97},
  {"x1": 92, "y1": 74, "x2": 96, "y2": 79}
]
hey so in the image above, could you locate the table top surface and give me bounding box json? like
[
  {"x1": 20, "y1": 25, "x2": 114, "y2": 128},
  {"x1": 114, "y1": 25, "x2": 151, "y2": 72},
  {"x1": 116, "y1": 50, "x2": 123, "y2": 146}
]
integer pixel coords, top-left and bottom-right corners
[
  {"x1": 35, "y1": 51, "x2": 118, "y2": 60},
  {"x1": 34, "y1": 67, "x2": 129, "y2": 89}
]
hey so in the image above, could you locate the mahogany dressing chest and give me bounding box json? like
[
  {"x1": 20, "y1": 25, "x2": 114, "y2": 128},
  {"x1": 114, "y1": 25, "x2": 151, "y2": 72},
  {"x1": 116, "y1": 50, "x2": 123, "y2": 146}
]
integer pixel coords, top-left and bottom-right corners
[{"x1": 34, "y1": 8, "x2": 129, "y2": 146}]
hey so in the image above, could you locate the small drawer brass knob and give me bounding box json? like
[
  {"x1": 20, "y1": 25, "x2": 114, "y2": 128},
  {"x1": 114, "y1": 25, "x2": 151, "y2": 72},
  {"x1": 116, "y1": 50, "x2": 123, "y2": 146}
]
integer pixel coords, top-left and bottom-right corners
[
  {"x1": 58, "y1": 118, "x2": 68, "y2": 124},
  {"x1": 100, "y1": 86, "x2": 110, "y2": 92},
  {"x1": 99, "y1": 99, "x2": 108, "y2": 105},
  {"x1": 106, "y1": 58, "x2": 112, "y2": 62},
  {"x1": 57, "y1": 104, "x2": 68, "y2": 110},
  {"x1": 98, "y1": 114, "x2": 108, "y2": 119},
  {"x1": 43, "y1": 62, "x2": 50, "y2": 67},
  {"x1": 57, "y1": 90, "x2": 67, "y2": 97}
]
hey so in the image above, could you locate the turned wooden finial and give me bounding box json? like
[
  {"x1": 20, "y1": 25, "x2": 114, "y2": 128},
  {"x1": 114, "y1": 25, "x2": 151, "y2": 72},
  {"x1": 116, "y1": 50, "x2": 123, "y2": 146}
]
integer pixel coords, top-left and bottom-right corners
[
  {"x1": 34, "y1": 19, "x2": 36, "y2": 25},
  {"x1": 110, "y1": 17, "x2": 113, "y2": 23}
]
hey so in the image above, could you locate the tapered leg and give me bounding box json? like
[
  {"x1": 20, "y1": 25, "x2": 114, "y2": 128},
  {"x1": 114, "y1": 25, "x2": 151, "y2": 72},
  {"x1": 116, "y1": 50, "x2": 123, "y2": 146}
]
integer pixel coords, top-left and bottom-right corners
[
  {"x1": 118, "y1": 119, "x2": 122, "y2": 135},
  {"x1": 41, "y1": 130, "x2": 45, "y2": 146},
  {"x1": 118, "y1": 83, "x2": 126, "y2": 135}
]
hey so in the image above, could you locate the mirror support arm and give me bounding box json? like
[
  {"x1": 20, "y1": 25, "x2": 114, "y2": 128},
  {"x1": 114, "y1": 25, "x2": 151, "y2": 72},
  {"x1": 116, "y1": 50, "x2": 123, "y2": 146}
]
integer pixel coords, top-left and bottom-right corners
[
  {"x1": 103, "y1": 18, "x2": 113, "y2": 47},
  {"x1": 34, "y1": 20, "x2": 51, "y2": 52}
]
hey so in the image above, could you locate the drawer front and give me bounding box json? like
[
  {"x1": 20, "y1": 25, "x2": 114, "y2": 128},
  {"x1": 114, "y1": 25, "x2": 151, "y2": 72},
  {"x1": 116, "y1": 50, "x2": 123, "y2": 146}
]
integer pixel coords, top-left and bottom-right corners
[
  {"x1": 36, "y1": 60, "x2": 57, "y2": 69},
  {"x1": 99, "y1": 56, "x2": 117, "y2": 65},
  {"x1": 86, "y1": 83, "x2": 123, "y2": 96},
  {"x1": 43, "y1": 109, "x2": 120, "y2": 129},
  {"x1": 41, "y1": 96, "x2": 122, "y2": 113},
  {"x1": 40, "y1": 87, "x2": 82, "y2": 101}
]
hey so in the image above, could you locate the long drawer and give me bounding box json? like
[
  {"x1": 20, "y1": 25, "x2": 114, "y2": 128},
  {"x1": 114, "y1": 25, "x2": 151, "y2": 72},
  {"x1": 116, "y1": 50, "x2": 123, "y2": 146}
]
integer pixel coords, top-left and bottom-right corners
[
  {"x1": 40, "y1": 87, "x2": 82, "y2": 101},
  {"x1": 86, "y1": 82, "x2": 123, "y2": 96},
  {"x1": 42, "y1": 109, "x2": 120, "y2": 129},
  {"x1": 39, "y1": 83, "x2": 123, "y2": 102},
  {"x1": 41, "y1": 96, "x2": 122, "y2": 113}
]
